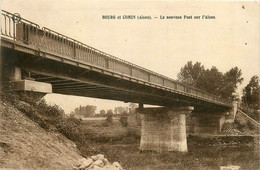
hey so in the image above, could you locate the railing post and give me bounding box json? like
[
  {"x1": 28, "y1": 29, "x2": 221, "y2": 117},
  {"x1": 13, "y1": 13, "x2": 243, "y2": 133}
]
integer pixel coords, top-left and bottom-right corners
[
  {"x1": 129, "y1": 66, "x2": 132, "y2": 76},
  {"x1": 73, "y1": 42, "x2": 76, "y2": 59}
]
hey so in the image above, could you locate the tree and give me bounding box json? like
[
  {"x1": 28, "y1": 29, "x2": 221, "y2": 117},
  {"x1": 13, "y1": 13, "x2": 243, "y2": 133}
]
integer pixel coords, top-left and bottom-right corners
[
  {"x1": 73, "y1": 105, "x2": 97, "y2": 117},
  {"x1": 100, "y1": 109, "x2": 106, "y2": 117},
  {"x1": 196, "y1": 66, "x2": 223, "y2": 96},
  {"x1": 242, "y1": 75, "x2": 259, "y2": 109},
  {"x1": 114, "y1": 106, "x2": 128, "y2": 115},
  {"x1": 177, "y1": 61, "x2": 205, "y2": 86},
  {"x1": 129, "y1": 103, "x2": 138, "y2": 115},
  {"x1": 120, "y1": 115, "x2": 128, "y2": 127},
  {"x1": 106, "y1": 109, "x2": 113, "y2": 115},
  {"x1": 106, "y1": 109, "x2": 113, "y2": 123},
  {"x1": 221, "y1": 67, "x2": 243, "y2": 100},
  {"x1": 177, "y1": 61, "x2": 243, "y2": 100}
]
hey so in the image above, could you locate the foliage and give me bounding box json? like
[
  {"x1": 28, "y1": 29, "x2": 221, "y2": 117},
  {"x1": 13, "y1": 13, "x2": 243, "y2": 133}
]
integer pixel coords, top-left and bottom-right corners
[
  {"x1": 129, "y1": 103, "x2": 138, "y2": 115},
  {"x1": 177, "y1": 61, "x2": 205, "y2": 86},
  {"x1": 240, "y1": 107, "x2": 260, "y2": 123},
  {"x1": 106, "y1": 114, "x2": 113, "y2": 124},
  {"x1": 114, "y1": 106, "x2": 129, "y2": 115},
  {"x1": 99, "y1": 109, "x2": 106, "y2": 116},
  {"x1": 1, "y1": 88, "x2": 100, "y2": 155},
  {"x1": 221, "y1": 67, "x2": 243, "y2": 99},
  {"x1": 120, "y1": 111, "x2": 128, "y2": 116},
  {"x1": 247, "y1": 120, "x2": 255, "y2": 130},
  {"x1": 196, "y1": 66, "x2": 224, "y2": 96},
  {"x1": 0, "y1": 83, "x2": 20, "y2": 104},
  {"x1": 106, "y1": 109, "x2": 113, "y2": 115},
  {"x1": 72, "y1": 105, "x2": 97, "y2": 118},
  {"x1": 36, "y1": 100, "x2": 65, "y2": 117},
  {"x1": 177, "y1": 61, "x2": 243, "y2": 100},
  {"x1": 242, "y1": 75, "x2": 259, "y2": 109},
  {"x1": 120, "y1": 116, "x2": 128, "y2": 127}
]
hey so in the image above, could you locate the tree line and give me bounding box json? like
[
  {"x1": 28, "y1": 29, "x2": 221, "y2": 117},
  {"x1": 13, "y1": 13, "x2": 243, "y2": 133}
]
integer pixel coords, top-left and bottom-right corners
[
  {"x1": 70, "y1": 103, "x2": 138, "y2": 118},
  {"x1": 178, "y1": 61, "x2": 259, "y2": 109}
]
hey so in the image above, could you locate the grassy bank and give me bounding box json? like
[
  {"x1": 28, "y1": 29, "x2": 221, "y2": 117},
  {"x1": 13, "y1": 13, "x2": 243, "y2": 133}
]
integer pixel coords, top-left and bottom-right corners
[
  {"x1": 1, "y1": 87, "x2": 101, "y2": 156},
  {"x1": 99, "y1": 143, "x2": 259, "y2": 170}
]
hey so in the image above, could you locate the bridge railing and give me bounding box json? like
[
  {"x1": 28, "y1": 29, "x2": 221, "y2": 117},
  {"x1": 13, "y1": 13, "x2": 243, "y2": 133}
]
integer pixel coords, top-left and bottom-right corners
[
  {"x1": 1, "y1": 10, "x2": 232, "y2": 107},
  {"x1": 1, "y1": 10, "x2": 39, "y2": 41}
]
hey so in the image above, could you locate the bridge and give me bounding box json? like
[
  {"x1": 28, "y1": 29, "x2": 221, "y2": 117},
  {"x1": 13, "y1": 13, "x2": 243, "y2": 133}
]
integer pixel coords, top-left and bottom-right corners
[{"x1": 1, "y1": 10, "x2": 236, "y2": 152}]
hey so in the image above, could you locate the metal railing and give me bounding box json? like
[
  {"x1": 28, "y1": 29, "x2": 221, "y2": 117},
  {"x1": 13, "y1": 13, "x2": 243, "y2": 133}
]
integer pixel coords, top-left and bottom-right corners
[
  {"x1": 1, "y1": 10, "x2": 39, "y2": 40},
  {"x1": 1, "y1": 10, "x2": 232, "y2": 106}
]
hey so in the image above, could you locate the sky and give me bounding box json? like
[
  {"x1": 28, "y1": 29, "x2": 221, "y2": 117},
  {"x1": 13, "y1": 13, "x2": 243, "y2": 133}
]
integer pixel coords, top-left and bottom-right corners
[{"x1": 1, "y1": 0, "x2": 259, "y2": 114}]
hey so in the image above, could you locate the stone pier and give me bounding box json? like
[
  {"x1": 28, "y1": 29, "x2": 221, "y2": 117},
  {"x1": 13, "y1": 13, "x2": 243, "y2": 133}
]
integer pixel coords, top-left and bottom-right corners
[{"x1": 137, "y1": 106, "x2": 194, "y2": 152}]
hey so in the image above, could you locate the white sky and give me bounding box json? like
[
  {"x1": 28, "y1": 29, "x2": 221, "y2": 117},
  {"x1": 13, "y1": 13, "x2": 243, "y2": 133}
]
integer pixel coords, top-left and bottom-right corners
[{"x1": 1, "y1": 0, "x2": 259, "y2": 114}]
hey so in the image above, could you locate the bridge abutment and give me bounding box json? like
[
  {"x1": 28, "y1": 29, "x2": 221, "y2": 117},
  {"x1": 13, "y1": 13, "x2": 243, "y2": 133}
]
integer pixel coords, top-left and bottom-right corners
[
  {"x1": 225, "y1": 101, "x2": 238, "y2": 123},
  {"x1": 192, "y1": 113, "x2": 225, "y2": 135},
  {"x1": 10, "y1": 79, "x2": 52, "y2": 100},
  {"x1": 2, "y1": 64, "x2": 52, "y2": 100},
  {"x1": 192, "y1": 103, "x2": 238, "y2": 135},
  {"x1": 137, "y1": 106, "x2": 194, "y2": 152}
]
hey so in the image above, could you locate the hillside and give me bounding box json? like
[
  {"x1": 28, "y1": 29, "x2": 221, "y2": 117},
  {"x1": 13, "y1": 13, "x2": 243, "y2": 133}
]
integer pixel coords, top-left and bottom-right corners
[{"x1": 0, "y1": 100, "x2": 81, "y2": 169}]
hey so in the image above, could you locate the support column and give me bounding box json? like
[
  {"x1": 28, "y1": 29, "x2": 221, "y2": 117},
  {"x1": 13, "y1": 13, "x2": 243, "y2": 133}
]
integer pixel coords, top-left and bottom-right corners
[{"x1": 137, "y1": 106, "x2": 194, "y2": 152}]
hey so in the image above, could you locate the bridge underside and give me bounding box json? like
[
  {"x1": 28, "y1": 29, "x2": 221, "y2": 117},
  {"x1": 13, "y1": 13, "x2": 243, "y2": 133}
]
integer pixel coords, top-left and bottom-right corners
[
  {"x1": 1, "y1": 41, "x2": 229, "y2": 112},
  {"x1": 0, "y1": 11, "x2": 235, "y2": 154}
]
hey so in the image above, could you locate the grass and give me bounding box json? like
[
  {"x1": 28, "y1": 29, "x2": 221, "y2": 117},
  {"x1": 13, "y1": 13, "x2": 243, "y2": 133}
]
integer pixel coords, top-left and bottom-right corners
[
  {"x1": 82, "y1": 118, "x2": 259, "y2": 170},
  {"x1": 99, "y1": 142, "x2": 259, "y2": 170},
  {"x1": 1, "y1": 87, "x2": 259, "y2": 170}
]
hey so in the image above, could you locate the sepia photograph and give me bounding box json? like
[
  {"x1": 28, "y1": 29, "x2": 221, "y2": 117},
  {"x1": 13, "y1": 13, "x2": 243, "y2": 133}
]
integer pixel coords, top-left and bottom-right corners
[{"x1": 0, "y1": 0, "x2": 259, "y2": 169}]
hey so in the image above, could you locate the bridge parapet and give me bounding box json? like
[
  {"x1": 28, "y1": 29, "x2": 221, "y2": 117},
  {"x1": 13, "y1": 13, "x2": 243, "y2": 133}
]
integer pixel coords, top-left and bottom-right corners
[{"x1": 1, "y1": 10, "x2": 232, "y2": 107}]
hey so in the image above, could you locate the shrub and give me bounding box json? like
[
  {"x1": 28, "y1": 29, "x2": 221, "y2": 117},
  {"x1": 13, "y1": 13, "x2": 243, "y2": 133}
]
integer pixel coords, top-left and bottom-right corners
[
  {"x1": 0, "y1": 83, "x2": 19, "y2": 104},
  {"x1": 35, "y1": 100, "x2": 64, "y2": 117},
  {"x1": 120, "y1": 116, "x2": 128, "y2": 127},
  {"x1": 106, "y1": 115, "x2": 113, "y2": 123},
  {"x1": 247, "y1": 120, "x2": 255, "y2": 130},
  {"x1": 2, "y1": 89, "x2": 100, "y2": 155},
  {"x1": 234, "y1": 119, "x2": 245, "y2": 131}
]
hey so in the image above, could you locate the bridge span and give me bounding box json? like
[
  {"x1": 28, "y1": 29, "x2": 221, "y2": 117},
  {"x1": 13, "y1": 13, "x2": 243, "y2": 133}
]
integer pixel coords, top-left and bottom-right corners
[
  {"x1": 1, "y1": 10, "x2": 231, "y2": 110},
  {"x1": 1, "y1": 10, "x2": 236, "y2": 152}
]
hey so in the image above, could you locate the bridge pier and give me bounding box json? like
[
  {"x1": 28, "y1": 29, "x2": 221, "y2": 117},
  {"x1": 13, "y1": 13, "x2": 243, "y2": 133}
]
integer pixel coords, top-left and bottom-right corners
[{"x1": 137, "y1": 106, "x2": 194, "y2": 152}]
